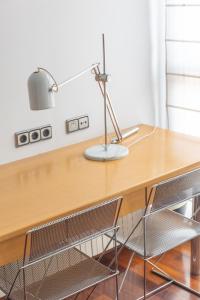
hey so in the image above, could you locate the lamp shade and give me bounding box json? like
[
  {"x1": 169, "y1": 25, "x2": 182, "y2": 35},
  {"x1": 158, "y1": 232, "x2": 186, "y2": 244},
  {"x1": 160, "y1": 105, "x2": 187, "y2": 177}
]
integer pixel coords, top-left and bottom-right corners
[{"x1": 28, "y1": 70, "x2": 55, "y2": 110}]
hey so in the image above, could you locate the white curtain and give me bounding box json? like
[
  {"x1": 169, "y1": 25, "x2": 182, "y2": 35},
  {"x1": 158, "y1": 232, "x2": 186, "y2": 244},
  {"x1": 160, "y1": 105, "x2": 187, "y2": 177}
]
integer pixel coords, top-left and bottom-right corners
[
  {"x1": 166, "y1": 0, "x2": 200, "y2": 137},
  {"x1": 149, "y1": 0, "x2": 200, "y2": 215},
  {"x1": 150, "y1": 0, "x2": 200, "y2": 137},
  {"x1": 149, "y1": 0, "x2": 167, "y2": 128}
]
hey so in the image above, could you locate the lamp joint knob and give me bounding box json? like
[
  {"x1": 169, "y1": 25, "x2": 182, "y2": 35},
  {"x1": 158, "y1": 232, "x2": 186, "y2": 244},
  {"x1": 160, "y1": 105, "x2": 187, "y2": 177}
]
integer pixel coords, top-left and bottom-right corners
[{"x1": 95, "y1": 73, "x2": 109, "y2": 82}]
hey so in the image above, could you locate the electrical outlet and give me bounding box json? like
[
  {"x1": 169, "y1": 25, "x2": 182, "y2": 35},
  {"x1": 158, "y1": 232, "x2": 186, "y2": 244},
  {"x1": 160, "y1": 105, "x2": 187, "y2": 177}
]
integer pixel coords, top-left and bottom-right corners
[
  {"x1": 15, "y1": 131, "x2": 29, "y2": 147},
  {"x1": 79, "y1": 115, "x2": 89, "y2": 130},
  {"x1": 29, "y1": 129, "x2": 41, "y2": 143},
  {"x1": 15, "y1": 124, "x2": 52, "y2": 148},
  {"x1": 41, "y1": 125, "x2": 52, "y2": 140},
  {"x1": 66, "y1": 118, "x2": 79, "y2": 133}
]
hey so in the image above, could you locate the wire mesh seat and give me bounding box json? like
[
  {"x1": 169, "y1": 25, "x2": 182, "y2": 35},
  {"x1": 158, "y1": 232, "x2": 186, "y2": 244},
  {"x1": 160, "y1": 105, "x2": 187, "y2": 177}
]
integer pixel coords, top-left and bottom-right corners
[
  {"x1": 116, "y1": 168, "x2": 200, "y2": 299},
  {"x1": 0, "y1": 197, "x2": 122, "y2": 300},
  {"x1": 118, "y1": 209, "x2": 200, "y2": 258}
]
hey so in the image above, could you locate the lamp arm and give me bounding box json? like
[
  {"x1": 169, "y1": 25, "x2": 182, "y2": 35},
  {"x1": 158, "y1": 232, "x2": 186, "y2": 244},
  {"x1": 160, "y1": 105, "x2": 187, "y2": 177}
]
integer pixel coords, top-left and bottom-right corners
[
  {"x1": 51, "y1": 63, "x2": 100, "y2": 92},
  {"x1": 93, "y1": 66, "x2": 122, "y2": 142},
  {"x1": 93, "y1": 66, "x2": 139, "y2": 144}
]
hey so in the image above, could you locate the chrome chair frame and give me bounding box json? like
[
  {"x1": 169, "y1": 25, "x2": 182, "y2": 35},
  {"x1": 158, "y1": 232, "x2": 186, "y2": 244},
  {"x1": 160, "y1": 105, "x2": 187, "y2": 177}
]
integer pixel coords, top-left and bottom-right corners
[
  {"x1": 0, "y1": 197, "x2": 123, "y2": 300},
  {"x1": 115, "y1": 168, "x2": 200, "y2": 299}
]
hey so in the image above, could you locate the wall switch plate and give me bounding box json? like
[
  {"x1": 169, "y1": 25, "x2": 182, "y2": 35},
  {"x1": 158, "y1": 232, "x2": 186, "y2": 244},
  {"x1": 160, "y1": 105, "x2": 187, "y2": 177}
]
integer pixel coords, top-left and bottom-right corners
[
  {"x1": 66, "y1": 115, "x2": 89, "y2": 134},
  {"x1": 41, "y1": 125, "x2": 52, "y2": 140},
  {"x1": 79, "y1": 115, "x2": 89, "y2": 130},
  {"x1": 15, "y1": 131, "x2": 29, "y2": 147},
  {"x1": 66, "y1": 118, "x2": 79, "y2": 133},
  {"x1": 29, "y1": 129, "x2": 41, "y2": 143}
]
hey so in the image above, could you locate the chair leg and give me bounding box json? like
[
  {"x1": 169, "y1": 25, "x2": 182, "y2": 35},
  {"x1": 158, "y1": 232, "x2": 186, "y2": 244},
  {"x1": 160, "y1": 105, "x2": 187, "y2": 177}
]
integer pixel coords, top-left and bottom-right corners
[
  {"x1": 115, "y1": 274, "x2": 119, "y2": 300},
  {"x1": 83, "y1": 274, "x2": 120, "y2": 300},
  {"x1": 151, "y1": 266, "x2": 200, "y2": 297},
  {"x1": 23, "y1": 268, "x2": 27, "y2": 300},
  {"x1": 149, "y1": 250, "x2": 200, "y2": 297},
  {"x1": 84, "y1": 286, "x2": 96, "y2": 300},
  {"x1": 135, "y1": 259, "x2": 174, "y2": 300},
  {"x1": 6, "y1": 270, "x2": 20, "y2": 300},
  {"x1": 118, "y1": 251, "x2": 135, "y2": 295},
  {"x1": 143, "y1": 259, "x2": 147, "y2": 300},
  {"x1": 152, "y1": 253, "x2": 165, "y2": 266}
]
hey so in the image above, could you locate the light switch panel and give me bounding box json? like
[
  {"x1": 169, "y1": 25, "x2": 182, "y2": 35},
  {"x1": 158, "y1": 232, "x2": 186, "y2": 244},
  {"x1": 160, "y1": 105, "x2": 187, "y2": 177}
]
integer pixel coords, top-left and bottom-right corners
[
  {"x1": 66, "y1": 118, "x2": 79, "y2": 133},
  {"x1": 66, "y1": 115, "x2": 89, "y2": 134}
]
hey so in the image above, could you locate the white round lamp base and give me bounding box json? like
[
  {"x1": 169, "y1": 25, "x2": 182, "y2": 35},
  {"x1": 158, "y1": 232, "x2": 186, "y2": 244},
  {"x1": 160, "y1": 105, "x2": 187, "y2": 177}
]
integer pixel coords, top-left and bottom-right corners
[{"x1": 84, "y1": 144, "x2": 129, "y2": 161}]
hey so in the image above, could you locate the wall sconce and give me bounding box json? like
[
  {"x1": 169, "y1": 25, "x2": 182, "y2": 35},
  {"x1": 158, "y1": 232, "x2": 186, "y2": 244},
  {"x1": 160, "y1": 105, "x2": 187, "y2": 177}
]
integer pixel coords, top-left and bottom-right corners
[{"x1": 28, "y1": 34, "x2": 139, "y2": 161}]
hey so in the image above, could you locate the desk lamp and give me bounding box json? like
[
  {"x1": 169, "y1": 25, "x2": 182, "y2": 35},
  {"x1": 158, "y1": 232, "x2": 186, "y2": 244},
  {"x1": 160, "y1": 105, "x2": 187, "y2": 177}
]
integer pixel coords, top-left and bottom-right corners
[{"x1": 28, "y1": 34, "x2": 139, "y2": 161}]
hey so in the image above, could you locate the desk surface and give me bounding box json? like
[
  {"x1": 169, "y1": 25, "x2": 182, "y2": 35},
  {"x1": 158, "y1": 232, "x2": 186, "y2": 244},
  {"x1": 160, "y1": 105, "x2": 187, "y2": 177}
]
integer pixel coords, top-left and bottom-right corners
[{"x1": 1, "y1": 124, "x2": 200, "y2": 244}]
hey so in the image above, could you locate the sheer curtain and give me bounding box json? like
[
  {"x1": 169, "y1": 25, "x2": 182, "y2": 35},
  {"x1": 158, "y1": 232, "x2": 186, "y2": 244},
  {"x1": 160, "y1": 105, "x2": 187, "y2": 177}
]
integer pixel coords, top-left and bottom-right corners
[
  {"x1": 149, "y1": 0, "x2": 200, "y2": 215},
  {"x1": 166, "y1": 0, "x2": 200, "y2": 136},
  {"x1": 149, "y1": 0, "x2": 167, "y2": 127},
  {"x1": 150, "y1": 0, "x2": 200, "y2": 137}
]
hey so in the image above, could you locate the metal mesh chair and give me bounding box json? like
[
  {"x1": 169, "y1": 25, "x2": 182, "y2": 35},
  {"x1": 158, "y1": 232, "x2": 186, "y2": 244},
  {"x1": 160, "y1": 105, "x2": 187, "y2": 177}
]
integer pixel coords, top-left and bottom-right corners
[
  {"x1": 0, "y1": 197, "x2": 122, "y2": 300},
  {"x1": 116, "y1": 168, "x2": 200, "y2": 299}
]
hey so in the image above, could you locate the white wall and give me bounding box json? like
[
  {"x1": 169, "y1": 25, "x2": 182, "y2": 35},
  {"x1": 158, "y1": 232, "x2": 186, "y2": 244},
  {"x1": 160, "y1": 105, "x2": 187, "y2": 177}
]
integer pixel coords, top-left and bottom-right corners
[{"x1": 0, "y1": 0, "x2": 154, "y2": 165}]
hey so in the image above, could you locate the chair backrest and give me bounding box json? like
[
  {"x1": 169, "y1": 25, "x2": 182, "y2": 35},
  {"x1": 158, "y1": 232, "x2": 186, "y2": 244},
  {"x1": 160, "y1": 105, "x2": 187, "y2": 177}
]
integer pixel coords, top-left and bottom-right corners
[
  {"x1": 150, "y1": 168, "x2": 200, "y2": 213},
  {"x1": 24, "y1": 197, "x2": 122, "y2": 265}
]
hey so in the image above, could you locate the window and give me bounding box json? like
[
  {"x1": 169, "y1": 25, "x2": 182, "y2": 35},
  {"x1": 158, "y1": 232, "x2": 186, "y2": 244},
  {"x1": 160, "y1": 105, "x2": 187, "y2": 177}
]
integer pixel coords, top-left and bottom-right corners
[{"x1": 166, "y1": 0, "x2": 200, "y2": 137}]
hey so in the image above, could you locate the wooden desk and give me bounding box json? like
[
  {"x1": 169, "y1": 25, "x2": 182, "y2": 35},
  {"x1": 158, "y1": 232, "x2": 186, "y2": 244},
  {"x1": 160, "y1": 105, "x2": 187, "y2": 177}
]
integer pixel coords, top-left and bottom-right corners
[{"x1": 0, "y1": 124, "x2": 200, "y2": 274}]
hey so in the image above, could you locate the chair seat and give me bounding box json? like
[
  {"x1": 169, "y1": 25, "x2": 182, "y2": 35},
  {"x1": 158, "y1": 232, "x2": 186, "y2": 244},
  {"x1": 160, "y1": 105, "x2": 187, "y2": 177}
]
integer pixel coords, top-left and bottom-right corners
[
  {"x1": 6, "y1": 248, "x2": 115, "y2": 300},
  {"x1": 117, "y1": 209, "x2": 200, "y2": 258}
]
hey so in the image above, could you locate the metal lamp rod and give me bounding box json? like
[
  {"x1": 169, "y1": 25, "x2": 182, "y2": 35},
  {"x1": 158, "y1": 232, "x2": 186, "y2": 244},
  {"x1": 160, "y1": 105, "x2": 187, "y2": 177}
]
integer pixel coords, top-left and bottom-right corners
[
  {"x1": 51, "y1": 63, "x2": 100, "y2": 92},
  {"x1": 93, "y1": 66, "x2": 122, "y2": 142},
  {"x1": 94, "y1": 35, "x2": 140, "y2": 144},
  {"x1": 94, "y1": 66, "x2": 139, "y2": 144},
  {"x1": 102, "y1": 34, "x2": 108, "y2": 150}
]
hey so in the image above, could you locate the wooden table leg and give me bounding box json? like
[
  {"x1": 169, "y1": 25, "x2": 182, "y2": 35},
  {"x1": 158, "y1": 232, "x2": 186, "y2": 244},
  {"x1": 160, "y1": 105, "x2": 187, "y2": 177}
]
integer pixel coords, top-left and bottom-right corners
[{"x1": 191, "y1": 195, "x2": 200, "y2": 276}]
